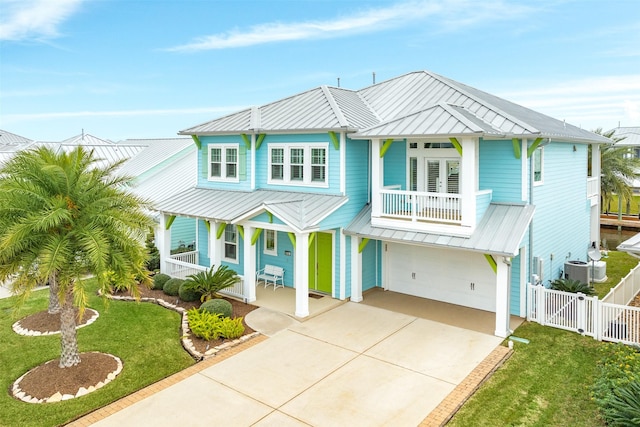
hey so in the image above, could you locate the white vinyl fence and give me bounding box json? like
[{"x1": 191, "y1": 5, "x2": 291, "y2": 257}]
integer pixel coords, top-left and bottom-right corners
[{"x1": 527, "y1": 284, "x2": 640, "y2": 346}]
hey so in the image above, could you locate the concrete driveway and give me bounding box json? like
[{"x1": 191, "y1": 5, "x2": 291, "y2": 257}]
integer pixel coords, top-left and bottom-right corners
[{"x1": 91, "y1": 303, "x2": 503, "y2": 427}]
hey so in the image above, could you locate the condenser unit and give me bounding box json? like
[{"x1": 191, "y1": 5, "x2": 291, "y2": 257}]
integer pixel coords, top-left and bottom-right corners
[
  {"x1": 564, "y1": 260, "x2": 590, "y2": 284},
  {"x1": 592, "y1": 261, "x2": 607, "y2": 283}
]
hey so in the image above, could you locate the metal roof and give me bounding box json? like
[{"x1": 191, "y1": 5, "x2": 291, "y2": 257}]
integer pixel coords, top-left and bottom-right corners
[
  {"x1": 157, "y1": 188, "x2": 348, "y2": 233},
  {"x1": 59, "y1": 133, "x2": 115, "y2": 145},
  {"x1": 0, "y1": 129, "x2": 32, "y2": 145},
  {"x1": 180, "y1": 70, "x2": 610, "y2": 144},
  {"x1": 116, "y1": 138, "x2": 193, "y2": 178},
  {"x1": 344, "y1": 202, "x2": 535, "y2": 257},
  {"x1": 611, "y1": 127, "x2": 640, "y2": 147},
  {"x1": 55, "y1": 144, "x2": 146, "y2": 170}
]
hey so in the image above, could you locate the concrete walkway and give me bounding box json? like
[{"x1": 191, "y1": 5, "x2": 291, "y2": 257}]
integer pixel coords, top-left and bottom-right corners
[{"x1": 81, "y1": 303, "x2": 505, "y2": 427}]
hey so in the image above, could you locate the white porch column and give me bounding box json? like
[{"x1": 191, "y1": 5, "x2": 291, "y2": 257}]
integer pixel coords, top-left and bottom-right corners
[
  {"x1": 460, "y1": 137, "x2": 477, "y2": 228},
  {"x1": 495, "y1": 257, "x2": 511, "y2": 338},
  {"x1": 244, "y1": 225, "x2": 257, "y2": 303},
  {"x1": 371, "y1": 138, "x2": 383, "y2": 217},
  {"x1": 158, "y1": 214, "x2": 172, "y2": 274},
  {"x1": 209, "y1": 223, "x2": 221, "y2": 267},
  {"x1": 294, "y1": 232, "x2": 310, "y2": 318},
  {"x1": 350, "y1": 236, "x2": 363, "y2": 302}
]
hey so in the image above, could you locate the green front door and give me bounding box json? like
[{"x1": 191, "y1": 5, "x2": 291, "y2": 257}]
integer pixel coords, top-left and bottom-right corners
[{"x1": 308, "y1": 232, "x2": 332, "y2": 294}]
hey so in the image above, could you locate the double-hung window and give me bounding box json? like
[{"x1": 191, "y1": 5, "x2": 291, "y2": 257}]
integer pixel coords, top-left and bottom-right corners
[
  {"x1": 223, "y1": 224, "x2": 237, "y2": 262},
  {"x1": 209, "y1": 144, "x2": 239, "y2": 182},
  {"x1": 268, "y1": 143, "x2": 328, "y2": 186}
]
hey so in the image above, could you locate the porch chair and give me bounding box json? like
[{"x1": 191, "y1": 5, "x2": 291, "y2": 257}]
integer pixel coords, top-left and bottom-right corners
[{"x1": 255, "y1": 264, "x2": 285, "y2": 290}]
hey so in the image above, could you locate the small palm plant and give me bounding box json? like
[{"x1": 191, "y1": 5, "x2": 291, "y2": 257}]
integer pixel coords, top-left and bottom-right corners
[
  {"x1": 550, "y1": 278, "x2": 595, "y2": 295},
  {"x1": 183, "y1": 265, "x2": 239, "y2": 302}
]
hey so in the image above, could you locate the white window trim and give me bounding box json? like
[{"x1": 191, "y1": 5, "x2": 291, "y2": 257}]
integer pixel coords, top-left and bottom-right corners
[
  {"x1": 263, "y1": 229, "x2": 277, "y2": 256},
  {"x1": 533, "y1": 147, "x2": 544, "y2": 186},
  {"x1": 223, "y1": 224, "x2": 238, "y2": 263},
  {"x1": 209, "y1": 144, "x2": 240, "y2": 183},
  {"x1": 267, "y1": 143, "x2": 329, "y2": 187}
]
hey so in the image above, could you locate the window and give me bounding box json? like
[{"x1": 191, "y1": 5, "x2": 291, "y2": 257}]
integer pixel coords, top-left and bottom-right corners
[
  {"x1": 268, "y1": 143, "x2": 328, "y2": 186},
  {"x1": 224, "y1": 224, "x2": 237, "y2": 261},
  {"x1": 409, "y1": 157, "x2": 417, "y2": 191},
  {"x1": 264, "y1": 229, "x2": 277, "y2": 255},
  {"x1": 533, "y1": 147, "x2": 543, "y2": 184},
  {"x1": 209, "y1": 145, "x2": 239, "y2": 182}
]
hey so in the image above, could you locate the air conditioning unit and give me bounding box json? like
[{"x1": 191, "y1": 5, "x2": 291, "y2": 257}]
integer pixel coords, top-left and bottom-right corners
[
  {"x1": 564, "y1": 260, "x2": 590, "y2": 284},
  {"x1": 592, "y1": 261, "x2": 607, "y2": 283}
]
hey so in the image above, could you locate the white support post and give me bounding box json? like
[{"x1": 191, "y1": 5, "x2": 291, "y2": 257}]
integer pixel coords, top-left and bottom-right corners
[
  {"x1": 244, "y1": 225, "x2": 256, "y2": 303},
  {"x1": 521, "y1": 139, "x2": 528, "y2": 202},
  {"x1": 460, "y1": 137, "x2": 477, "y2": 228},
  {"x1": 158, "y1": 214, "x2": 172, "y2": 274},
  {"x1": 495, "y1": 259, "x2": 510, "y2": 338},
  {"x1": 371, "y1": 139, "x2": 382, "y2": 217},
  {"x1": 339, "y1": 231, "x2": 346, "y2": 300},
  {"x1": 210, "y1": 222, "x2": 221, "y2": 267},
  {"x1": 350, "y1": 236, "x2": 363, "y2": 302},
  {"x1": 294, "y1": 232, "x2": 310, "y2": 318}
]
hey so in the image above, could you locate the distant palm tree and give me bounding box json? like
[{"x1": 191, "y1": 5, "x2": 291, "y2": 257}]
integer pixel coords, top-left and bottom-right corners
[
  {"x1": 595, "y1": 128, "x2": 640, "y2": 214},
  {"x1": 0, "y1": 146, "x2": 153, "y2": 368}
]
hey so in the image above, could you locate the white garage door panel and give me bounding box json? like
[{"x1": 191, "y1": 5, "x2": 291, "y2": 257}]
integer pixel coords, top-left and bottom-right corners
[{"x1": 387, "y1": 244, "x2": 496, "y2": 312}]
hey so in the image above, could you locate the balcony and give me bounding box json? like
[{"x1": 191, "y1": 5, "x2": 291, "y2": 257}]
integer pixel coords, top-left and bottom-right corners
[{"x1": 380, "y1": 189, "x2": 462, "y2": 224}]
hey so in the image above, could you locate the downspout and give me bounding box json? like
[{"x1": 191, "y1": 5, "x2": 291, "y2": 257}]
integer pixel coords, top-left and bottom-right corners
[{"x1": 503, "y1": 256, "x2": 513, "y2": 334}]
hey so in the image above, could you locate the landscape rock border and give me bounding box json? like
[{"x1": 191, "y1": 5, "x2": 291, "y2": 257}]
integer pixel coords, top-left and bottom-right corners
[
  {"x1": 12, "y1": 308, "x2": 100, "y2": 336},
  {"x1": 12, "y1": 352, "x2": 123, "y2": 404},
  {"x1": 104, "y1": 292, "x2": 261, "y2": 360}
]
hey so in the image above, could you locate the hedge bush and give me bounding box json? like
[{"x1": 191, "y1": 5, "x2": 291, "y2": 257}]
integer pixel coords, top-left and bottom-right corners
[
  {"x1": 163, "y1": 278, "x2": 183, "y2": 296},
  {"x1": 178, "y1": 280, "x2": 201, "y2": 302},
  {"x1": 200, "y1": 298, "x2": 233, "y2": 318},
  {"x1": 153, "y1": 273, "x2": 171, "y2": 290}
]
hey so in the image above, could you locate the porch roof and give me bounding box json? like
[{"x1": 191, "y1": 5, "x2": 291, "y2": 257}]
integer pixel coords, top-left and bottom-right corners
[
  {"x1": 157, "y1": 187, "x2": 348, "y2": 232},
  {"x1": 344, "y1": 202, "x2": 535, "y2": 257}
]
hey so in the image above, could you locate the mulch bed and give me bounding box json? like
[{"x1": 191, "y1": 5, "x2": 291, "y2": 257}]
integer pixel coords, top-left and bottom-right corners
[{"x1": 16, "y1": 308, "x2": 96, "y2": 334}]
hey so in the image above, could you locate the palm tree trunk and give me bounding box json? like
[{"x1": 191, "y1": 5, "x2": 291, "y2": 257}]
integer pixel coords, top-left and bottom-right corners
[
  {"x1": 59, "y1": 288, "x2": 81, "y2": 368},
  {"x1": 48, "y1": 272, "x2": 61, "y2": 314}
]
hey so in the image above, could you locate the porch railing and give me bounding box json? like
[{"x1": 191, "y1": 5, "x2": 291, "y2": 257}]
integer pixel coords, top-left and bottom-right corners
[
  {"x1": 587, "y1": 177, "x2": 598, "y2": 198},
  {"x1": 165, "y1": 251, "x2": 207, "y2": 279},
  {"x1": 380, "y1": 189, "x2": 462, "y2": 224}
]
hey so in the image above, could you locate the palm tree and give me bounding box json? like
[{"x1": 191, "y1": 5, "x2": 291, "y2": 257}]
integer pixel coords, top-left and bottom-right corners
[
  {"x1": 0, "y1": 146, "x2": 153, "y2": 368},
  {"x1": 595, "y1": 128, "x2": 640, "y2": 214}
]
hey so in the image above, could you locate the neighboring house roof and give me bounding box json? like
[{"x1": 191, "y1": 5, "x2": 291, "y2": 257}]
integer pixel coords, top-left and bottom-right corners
[
  {"x1": 611, "y1": 126, "x2": 640, "y2": 147},
  {"x1": 344, "y1": 202, "x2": 535, "y2": 257},
  {"x1": 158, "y1": 188, "x2": 348, "y2": 233},
  {"x1": 0, "y1": 129, "x2": 32, "y2": 145},
  {"x1": 116, "y1": 138, "x2": 194, "y2": 180},
  {"x1": 60, "y1": 133, "x2": 115, "y2": 145},
  {"x1": 181, "y1": 71, "x2": 609, "y2": 144}
]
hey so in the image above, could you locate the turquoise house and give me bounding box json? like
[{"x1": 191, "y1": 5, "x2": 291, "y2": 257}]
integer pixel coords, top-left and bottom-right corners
[{"x1": 156, "y1": 71, "x2": 609, "y2": 337}]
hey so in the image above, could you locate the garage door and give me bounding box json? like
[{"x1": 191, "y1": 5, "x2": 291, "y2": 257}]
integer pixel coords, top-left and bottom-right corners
[{"x1": 386, "y1": 243, "x2": 496, "y2": 312}]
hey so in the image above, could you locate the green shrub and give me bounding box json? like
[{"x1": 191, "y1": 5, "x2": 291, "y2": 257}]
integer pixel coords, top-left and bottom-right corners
[
  {"x1": 550, "y1": 278, "x2": 595, "y2": 295},
  {"x1": 607, "y1": 381, "x2": 640, "y2": 426},
  {"x1": 187, "y1": 308, "x2": 222, "y2": 341},
  {"x1": 153, "y1": 273, "x2": 171, "y2": 290},
  {"x1": 592, "y1": 343, "x2": 640, "y2": 425},
  {"x1": 178, "y1": 280, "x2": 201, "y2": 302},
  {"x1": 163, "y1": 278, "x2": 183, "y2": 296},
  {"x1": 218, "y1": 317, "x2": 245, "y2": 340},
  {"x1": 145, "y1": 234, "x2": 160, "y2": 271},
  {"x1": 200, "y1": 298, "x2": 233, "y2": 318}
]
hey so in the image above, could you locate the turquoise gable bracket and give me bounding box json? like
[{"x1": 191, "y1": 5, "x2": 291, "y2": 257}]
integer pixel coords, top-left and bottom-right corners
[
  {"x1": 237, "y1": 225, "x2": 244, "y2": 240},
  {"x1": 288, "y1": 232, "x2": 296, "y2": 248},
  {"x1": 527, "y1": 137, "x2": 544, "y2": 158},
  {"x1": 216, "y1": 223, "x2": 226, "y2": 240},
  {"x1": 484, "y1": 254, "x2": 497, "y2": 274},
  {"x1": 380, "y1": 139, "x2": 394, "y2": 157},
  {"x1": 512, "y1": 138, "x2": 521, "y2": 159},
  {"x1": 191, "y1": 135, "x2": 201, "y2": 149},
  {"x1": 328, "y1": 131, "x2": 339, "y2": 150},
  {"x1": 165, "y1": 215, "x2": 176, "y2": 230},
  {"x1": 204, "y1": 220, "x2": 210, "y2": 233},
  {"x1": 449, "y1": 137, "x2": 463, "y2": 156},
  {"x1": 241, "y1": 134, "x2": 251, "y2": 149},
  {"x1": 251, "y1": 228, "x2": 262, "y2": 246},
  {"x1": 358, "y1": 238, "x2": 370, "y2": 253},
  {"x1": 255, "y1": 134, "x2": 266, "y2": 150}
]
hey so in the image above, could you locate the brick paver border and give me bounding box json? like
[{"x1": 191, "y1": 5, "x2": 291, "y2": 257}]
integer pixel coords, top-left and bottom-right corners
[
  {"x1": 66, "y1": 335, "x2": 268, "y2": 427},
  {"x1": 419, "y1": 345, "x2": 513, "y2": 426}
]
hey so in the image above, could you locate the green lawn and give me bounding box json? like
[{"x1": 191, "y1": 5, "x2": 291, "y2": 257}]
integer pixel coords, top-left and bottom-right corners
[
  {"x1": 0, "y1": 280, "x2": 195, "y2": 427},
  {"x1": 449, "y1": 250, "x2": 639, "y2": 426},
  {"x1": 603, "y1": 194, "x2": 640, "y2": 215}
]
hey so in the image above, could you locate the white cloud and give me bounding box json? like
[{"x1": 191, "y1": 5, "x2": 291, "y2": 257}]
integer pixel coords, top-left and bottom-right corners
[
  {"x1": 0, "y1": 0, "x2": 85, "y2": 41},
  {"x1": 166, "y1": 0, "x2": 536, "y2": 52},
  {"x1": 500, "y1": 75, "x2": 640, "y2": 130}
]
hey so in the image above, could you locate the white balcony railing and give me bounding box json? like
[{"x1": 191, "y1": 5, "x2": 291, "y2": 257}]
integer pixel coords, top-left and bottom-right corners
[{"x1": 379, "y1": 189, "x2": 462, "y2": 224}]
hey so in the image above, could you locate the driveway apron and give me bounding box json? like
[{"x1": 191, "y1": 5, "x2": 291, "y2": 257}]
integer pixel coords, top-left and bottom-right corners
[{"x1": 91, "y1": 302, "x2": 502, "y2": 427}]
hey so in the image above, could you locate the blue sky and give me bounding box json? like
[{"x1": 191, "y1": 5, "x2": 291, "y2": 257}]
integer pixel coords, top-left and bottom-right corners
[{"x1": 1, "y1": 0, "x2": 639, "y2": 142}]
